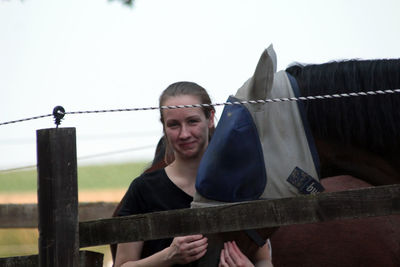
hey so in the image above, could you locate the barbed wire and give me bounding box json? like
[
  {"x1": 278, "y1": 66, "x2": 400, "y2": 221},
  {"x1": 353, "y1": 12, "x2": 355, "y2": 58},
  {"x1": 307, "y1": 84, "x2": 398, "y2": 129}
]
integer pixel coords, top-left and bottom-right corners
[{"x1": 1, "y1": 89, "x2": 400, "y2": 127}]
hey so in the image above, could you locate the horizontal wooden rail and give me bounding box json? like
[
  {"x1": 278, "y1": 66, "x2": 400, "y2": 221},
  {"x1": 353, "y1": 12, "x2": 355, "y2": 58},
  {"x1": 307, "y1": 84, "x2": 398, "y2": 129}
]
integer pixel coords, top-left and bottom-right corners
[
  {"x1": 0, "y1": 250, "x2": 104, "y2": 267},
  {"x1": 79, "y1": 184, "x2": 400, "y2": 248},
  {"x1": 0, "y1": 202, "x2": 118, "y2": 228}
]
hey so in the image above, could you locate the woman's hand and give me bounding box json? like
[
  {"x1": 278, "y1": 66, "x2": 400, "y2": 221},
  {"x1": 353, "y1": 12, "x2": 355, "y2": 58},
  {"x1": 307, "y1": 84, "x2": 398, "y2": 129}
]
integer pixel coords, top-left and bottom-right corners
[
  {"x1": 166, "y1": 234, "x2": 208, "y2": 265},
  {"x1": 219, "y1": 241, "x2": 254, "y2": 267}
]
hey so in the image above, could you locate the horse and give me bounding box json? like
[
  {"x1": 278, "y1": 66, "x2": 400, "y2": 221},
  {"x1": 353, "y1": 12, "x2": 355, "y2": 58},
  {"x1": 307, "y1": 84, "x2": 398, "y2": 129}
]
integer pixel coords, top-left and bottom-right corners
[
  {"x1": 112, "y1": 45, "x2": 400, "y2": 266},
  {"x1": 190, "y1": 45, "x2": 400, "y2": 266},
  {"x1": 270, "y1": 51, "x2": 400, "y2": 267}
]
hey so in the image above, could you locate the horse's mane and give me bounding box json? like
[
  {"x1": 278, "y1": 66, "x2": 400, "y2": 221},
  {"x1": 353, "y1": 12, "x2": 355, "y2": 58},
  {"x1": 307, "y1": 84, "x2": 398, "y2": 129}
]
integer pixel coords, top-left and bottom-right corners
[{"x1": 286, "y1": 58, "x2": 400, "y2": 155}]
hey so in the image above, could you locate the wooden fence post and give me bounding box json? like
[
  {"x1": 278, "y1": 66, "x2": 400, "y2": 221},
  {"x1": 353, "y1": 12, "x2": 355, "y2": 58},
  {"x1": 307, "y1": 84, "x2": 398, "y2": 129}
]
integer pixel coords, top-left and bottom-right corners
[{"x1": 37, "y1": 127, "x2": 79, "y2": 267}]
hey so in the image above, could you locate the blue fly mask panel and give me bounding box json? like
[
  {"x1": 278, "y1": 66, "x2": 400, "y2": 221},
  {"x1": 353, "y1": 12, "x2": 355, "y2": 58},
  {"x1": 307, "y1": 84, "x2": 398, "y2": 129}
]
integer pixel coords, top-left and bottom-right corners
[{"x1": 192, "y1": 45, "x2": 322, "y2": 207}]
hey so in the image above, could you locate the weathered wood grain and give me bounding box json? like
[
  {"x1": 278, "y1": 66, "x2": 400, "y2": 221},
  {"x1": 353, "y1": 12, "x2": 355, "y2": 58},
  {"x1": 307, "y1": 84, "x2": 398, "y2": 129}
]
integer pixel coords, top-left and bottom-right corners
[
  {"x1": 79, "y1": 184, "x2": 400, "y2": 248},
  {"x1": 0, "y1": 250, "x2": 103, "y2": 267},
  {"x1": 0, "y1": 202, "x2": 118, "y2": 228},
  {"x1": 37, "y1": 127, "x2": 79, "y2": 267}
]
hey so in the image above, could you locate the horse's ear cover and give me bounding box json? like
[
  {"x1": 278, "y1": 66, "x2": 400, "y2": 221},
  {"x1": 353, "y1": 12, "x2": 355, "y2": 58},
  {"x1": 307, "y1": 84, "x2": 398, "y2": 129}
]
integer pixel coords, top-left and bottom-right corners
[{"x1": 195, "y1": 96, "x2": 267, "y2": 202}]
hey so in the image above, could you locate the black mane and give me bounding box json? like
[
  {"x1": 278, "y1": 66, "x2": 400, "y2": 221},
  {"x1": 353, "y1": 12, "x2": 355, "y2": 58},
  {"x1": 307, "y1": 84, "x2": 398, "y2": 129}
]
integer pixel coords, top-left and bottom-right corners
[{"x1": 286, "y1": 59, "x2": 400, "y2": 155}]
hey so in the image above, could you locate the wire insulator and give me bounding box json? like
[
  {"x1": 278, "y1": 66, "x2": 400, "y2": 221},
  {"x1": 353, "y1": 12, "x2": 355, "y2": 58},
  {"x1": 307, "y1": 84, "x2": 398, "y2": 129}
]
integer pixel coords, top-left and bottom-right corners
[{"x1": 53, "y1": 106, "x2": 65, "y2": 128}]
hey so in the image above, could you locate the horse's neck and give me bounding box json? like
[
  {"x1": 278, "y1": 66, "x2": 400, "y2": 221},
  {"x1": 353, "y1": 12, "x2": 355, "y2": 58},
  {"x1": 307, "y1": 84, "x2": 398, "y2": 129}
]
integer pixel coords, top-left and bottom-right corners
[{"x1": 315, "y1": 137, "x2": 400, "y2": 185}]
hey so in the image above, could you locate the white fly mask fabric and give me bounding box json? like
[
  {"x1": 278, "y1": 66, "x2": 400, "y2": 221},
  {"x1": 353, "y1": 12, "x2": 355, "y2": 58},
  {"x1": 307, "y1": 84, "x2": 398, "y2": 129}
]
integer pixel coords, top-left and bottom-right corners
[{"x1": 192, "y1": 45, "x2": 322, "y2": 208}]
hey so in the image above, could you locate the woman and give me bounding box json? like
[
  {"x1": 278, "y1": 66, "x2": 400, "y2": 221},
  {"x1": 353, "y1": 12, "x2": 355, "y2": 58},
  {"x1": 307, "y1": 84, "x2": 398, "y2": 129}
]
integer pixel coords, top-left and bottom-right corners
[{"x1": 115, "y1": 82, "x2": 272, "y2": 267}]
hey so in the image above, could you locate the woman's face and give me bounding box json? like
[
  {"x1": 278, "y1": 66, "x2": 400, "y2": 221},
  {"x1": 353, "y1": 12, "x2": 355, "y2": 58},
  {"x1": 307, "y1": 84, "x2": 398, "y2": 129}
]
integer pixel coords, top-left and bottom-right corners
[{"x1": 162, "y1": 95, "x2": 214, "y2": 161}]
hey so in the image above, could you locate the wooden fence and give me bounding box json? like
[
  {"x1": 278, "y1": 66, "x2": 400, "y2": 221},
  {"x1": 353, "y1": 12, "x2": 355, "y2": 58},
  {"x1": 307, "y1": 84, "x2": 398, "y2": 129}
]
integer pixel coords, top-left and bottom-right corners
[
  {"x1": 1, "y1": 127, "x2": 399, "y2": 266},
  {"x1": 0, "y1": 202, "x2": 117, "y2": 228}
]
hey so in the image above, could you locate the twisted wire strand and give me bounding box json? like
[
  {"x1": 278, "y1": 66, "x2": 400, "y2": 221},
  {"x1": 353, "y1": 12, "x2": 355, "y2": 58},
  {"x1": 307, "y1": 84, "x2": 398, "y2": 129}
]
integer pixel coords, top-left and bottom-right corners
[
  {"x1": 62, "y1": 88, "x2": 400, "y2": 112},
  {"x1": 1, "y1": 89, "x2": 400, "y2": 126},
  {"x1": 0, "y1": 114, "x2": 52, "y2": 126}
]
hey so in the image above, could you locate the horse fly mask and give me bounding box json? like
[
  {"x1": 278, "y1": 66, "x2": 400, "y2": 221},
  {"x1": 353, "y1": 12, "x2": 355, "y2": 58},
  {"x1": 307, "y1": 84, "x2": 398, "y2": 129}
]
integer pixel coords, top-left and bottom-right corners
[{"x1": 192, "y1": 45, "x2": 323, "y2": 209}]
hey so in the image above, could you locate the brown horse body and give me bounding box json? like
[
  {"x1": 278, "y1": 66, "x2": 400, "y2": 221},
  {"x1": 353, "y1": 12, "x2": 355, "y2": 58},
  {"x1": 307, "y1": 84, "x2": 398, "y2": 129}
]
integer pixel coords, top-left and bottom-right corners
[
  {"x1": 271, "y1": 176, "x2": 400, "y2": 267},
  {"x1": 268, "y1": 57, "x2": 400, "y2": 266}
]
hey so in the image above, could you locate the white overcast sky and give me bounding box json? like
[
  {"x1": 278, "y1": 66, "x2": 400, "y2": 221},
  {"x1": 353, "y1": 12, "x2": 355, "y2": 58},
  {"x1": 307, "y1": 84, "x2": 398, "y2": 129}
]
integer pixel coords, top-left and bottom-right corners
[{"x1": 1, "y1": 0, "x2": 399, "y2": 169}]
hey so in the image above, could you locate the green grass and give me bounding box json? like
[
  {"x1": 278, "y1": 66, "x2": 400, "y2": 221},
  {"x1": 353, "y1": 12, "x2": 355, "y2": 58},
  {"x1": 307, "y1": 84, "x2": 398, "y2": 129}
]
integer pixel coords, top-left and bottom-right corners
[
  {"x1": 77, "y1": 161, "x2": 149, "y2": 190},
  {"x1": 0, "y1": 161, "x2": 149, "y2": 192}
]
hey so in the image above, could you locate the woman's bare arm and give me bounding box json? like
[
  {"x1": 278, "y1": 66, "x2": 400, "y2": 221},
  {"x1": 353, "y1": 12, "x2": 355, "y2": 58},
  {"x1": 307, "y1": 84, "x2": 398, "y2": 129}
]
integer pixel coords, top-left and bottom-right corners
[{"x1": 115, "y1": 235, "x2": 208, "y2": 267}]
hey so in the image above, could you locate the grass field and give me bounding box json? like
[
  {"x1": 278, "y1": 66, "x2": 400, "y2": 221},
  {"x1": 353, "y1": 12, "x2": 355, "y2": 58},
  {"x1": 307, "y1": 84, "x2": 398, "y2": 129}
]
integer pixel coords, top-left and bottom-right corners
[
  {"x1": 0, "y1": 161, "x2": 149, "y2": 192},
  {"x1": 0, "y1": 161, "x2": 149, "y2": 266}
]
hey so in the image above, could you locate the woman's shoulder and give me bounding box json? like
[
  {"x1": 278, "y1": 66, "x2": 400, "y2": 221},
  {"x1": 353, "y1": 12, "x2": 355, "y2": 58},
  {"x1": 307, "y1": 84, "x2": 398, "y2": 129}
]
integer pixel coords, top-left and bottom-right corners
[
  {"x1": 135, "y1": 168, "x2": 166, "y2": 182},
  {"x1": 129, "y1": 168, "x2": 167, "y2": 190}
]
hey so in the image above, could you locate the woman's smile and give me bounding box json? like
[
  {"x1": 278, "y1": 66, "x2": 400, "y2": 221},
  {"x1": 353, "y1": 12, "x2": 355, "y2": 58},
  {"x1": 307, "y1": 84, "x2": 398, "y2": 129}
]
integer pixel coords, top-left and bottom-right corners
[{"x1": 179, "y1": 140, "x2": 197, "y2": 150}]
